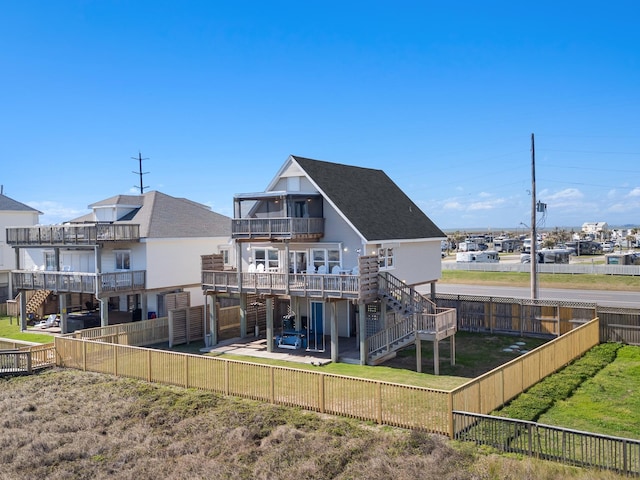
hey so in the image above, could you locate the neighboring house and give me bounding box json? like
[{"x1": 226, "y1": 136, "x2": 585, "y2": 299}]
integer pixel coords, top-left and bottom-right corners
[
  {"x1": 0, "y1": 191, "x2": 42, "y2": 303},
  {"x1": 7, "y1": 191, "x2": 232, "y2": 332},
  {"x1": 582, "y1": 222, "x2": 608, "y2": 239},
  {"x1": 202, "y1": 155, "x2": 456, "y2": 370}
]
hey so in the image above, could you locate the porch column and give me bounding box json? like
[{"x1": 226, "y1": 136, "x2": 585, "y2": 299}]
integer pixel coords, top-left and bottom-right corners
[
  {"x1": 19, "y1": 289, "x2": 27, "y2": 332},
  {"x1": 99, "y1": 298, "x2": 109, "y2": 327},
  {"x1": 284, "y1": 242, "x2": 290, "y2": 295},
  {"x1": 330, "y1": 301, "x2": 338, "y2": 362},
  {"x1": 266, "y1": 297, "x2": 274, "y2": 353},
  {"x1": 141, "y1": 294, "x2": 148, "y2": 321},
  {"x1": 208, "y1": 294, "x2": 218, "y2": 346},
  {"x1": 358, "y1": 302, "x2": 366, "y2": 365},
  {"x1": 239, "y1": 293, "x2": 248, "y2": 338},
  {"x1": 433, "y1": 339, "x2": 440, "y2": 375},
  {"x1": 415, "y1": 337, "x2": 422, "y2": 373},
  {"x1": 430, "y1": 281, "x2": 436, "y2": 303},
  {"x1": 59, "y1": 293, "x2": 68, "y2": 335},
  {"x1": 54, "y1": 248, "x2": 61, "y2": 271}
]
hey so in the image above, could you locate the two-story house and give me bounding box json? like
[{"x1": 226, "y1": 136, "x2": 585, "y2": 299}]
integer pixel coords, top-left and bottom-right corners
[
  {"x1": 8, "y1": 191, "x2": 232, "y2": 333},
  {"x1": 202, "y1": 156, "x2": 457, "y2": 370},
  {"x1": 0, "y1": 191, "x2": 42, "y2": 304}
]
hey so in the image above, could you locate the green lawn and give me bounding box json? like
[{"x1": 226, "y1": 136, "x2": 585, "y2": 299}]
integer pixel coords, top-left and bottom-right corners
[
  {"x1": 0, "y1": 316, "x2": 56, "y2": 344},
  {"x1": 441, "y1": 270, "x2": 640, "y2": 291},
  {"x1": 538, "y1": 345, "x2": 640, "y2": 439}
]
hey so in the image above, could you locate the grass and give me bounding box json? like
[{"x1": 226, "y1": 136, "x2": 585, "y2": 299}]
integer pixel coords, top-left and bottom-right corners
[
  {"x1": 494, "y1": 343, "x2": 622, "y2": 423},
  {"x1": 538, "y1": 345, "x2": 640, "y2": 439},
  {"x1": 0, "y1": 316, "x2": 56, "y2": 344},
  {"x1": 440, "y1": 270, "x2": 640, "y2": 291},
  {"x1": 0, "y1": 368, "x2": 626, "y2": 480},
  {"x1": 207, "y1": 332, "x2": 549, "y2": 391}
]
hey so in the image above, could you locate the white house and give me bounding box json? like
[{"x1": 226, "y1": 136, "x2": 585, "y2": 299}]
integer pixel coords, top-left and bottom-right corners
[
  {"x1": 8, "y1": 191, "x2": 232, "y2": 332},
  {"x1": 202, "y1": 155, "x2": 456, "y2": 369},
  {"x1": 0, "y1": 191, "x2": 41, "y2": 303}
]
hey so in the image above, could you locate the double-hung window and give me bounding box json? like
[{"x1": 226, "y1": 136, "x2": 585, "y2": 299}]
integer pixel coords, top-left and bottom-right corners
[
  {"x1": 115, "y1": 250, "x2": 131, "y2": 270},
  {"x1": 44, "y1": 251, "x2": 56, "y2": 271}
]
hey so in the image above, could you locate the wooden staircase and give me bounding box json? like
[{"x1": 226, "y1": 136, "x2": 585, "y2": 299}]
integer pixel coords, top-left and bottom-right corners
[
  {"x1": 25, "y1": 289, "x2": 52, "y2": 317},
  {"x1": 367, "y1": 273, "x2": 439, "y2": 365}
]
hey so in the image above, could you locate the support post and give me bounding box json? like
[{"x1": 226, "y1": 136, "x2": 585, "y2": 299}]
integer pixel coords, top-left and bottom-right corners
[
  {"x1": 433, "y1": 339, "x2": 440, "y2": 375},
  {"x1": 330, "y1": 301, "x2": 338, "y2": 363},
  {"x1": 100, "y1": 298, "x2": 109, "y2": 327},
  {"x1": 240, "y1": 293, "x2": 247, "y2": 338},
  {"x1": 59, "y1": 293, "x2": 68, "y2": 334},
  {"x1": 266, "y1": 297, "x2": 274, "y2": 353},
  {"x1": 415, "y1": 337, "x2": 422, "y2": 373},
  {"x1": 208, "y1": 294, "x2": 218, "y2": 346},
  {"x1": 358, "y1": 303, "x2": 366, "y2": 365},
  {"x1": 19, "y1": 290, "x2": 27, "y2": 332},
  {"x1": 450, "y1": 334, "x2": 456, "y2": 366}
]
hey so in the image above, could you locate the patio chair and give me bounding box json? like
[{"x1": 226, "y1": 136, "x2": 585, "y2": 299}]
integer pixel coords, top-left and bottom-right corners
[
  {"x1": 35, "y1": 314, "x2": 59, "y2": 329},
  {"x1": 317, "y1": 265, "x2": 327, "y2": 274},
  {"x1": 331, "y1": 265, "x2": 341, "y2": 275}
]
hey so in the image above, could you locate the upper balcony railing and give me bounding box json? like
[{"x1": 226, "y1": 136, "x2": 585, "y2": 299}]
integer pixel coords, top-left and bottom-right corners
[
  {"x1": 6, "y1": 224, "x2": 141, "y2": 246},
  {"x1": 11, "y1": 270, "x2": 146, "y2": 295},
  {"x1": 232, "y1": 217, "x2": 325, "y2": 241}
]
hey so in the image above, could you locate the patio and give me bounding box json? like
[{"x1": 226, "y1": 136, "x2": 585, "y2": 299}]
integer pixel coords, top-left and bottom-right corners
[{"x1": 202, "y1": 334, "x2": 360, "y2": 365}]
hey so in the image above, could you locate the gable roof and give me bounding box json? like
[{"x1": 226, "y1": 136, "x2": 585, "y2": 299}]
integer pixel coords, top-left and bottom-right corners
[
  {"x1": 70, "y1": 191, "x2": 231, "y2": 239},
  {"x1": 290, "y1": 156, "x2": 445, "y2": 242},
  {"x1": 0, "y1": 193, "x2": 42, "y2": 214}
]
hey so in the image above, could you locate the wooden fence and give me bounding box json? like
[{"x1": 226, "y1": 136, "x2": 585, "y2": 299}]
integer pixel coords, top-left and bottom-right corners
[
  {"x1": 54, "y1": 335, "x2": 452, "y2": 434},
  {"x1": 451, "y1": 319, "x2": 600, "y2": 415},
  {"x1": 0, "y1": 343, "x2": 56, "y2": 375},
  {"x1": 436, "y1": 294, "x2": 596, "y2": 337},
  {"x1": 168, "y1": 306, "x2": 205, "y2": 347},
  {"x1": 453, "y1": 411, "x2": 640, "y2": 477},
  {"x1": 52, "y1": 317, "x2": 600, "y2": 436},
  {"x1": 70, "y1": 317, "x2": 169, "y2": 346}
]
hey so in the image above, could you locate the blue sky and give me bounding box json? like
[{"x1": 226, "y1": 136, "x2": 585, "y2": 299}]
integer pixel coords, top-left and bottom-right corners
[{"x1": 2, "y1": 1, "x2": 639, "y2": 231}]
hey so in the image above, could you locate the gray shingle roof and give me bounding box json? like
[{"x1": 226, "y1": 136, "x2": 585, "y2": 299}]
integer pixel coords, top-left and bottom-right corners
[
  {"x1": 71, "y1": 191, "x2": 231, "y2": 239},
  {"x1": 0, "y1": 194, "x2": 42, "y2": 214},
  {"x1": 291, "y1": 156, "x2": 445, "y2": 242}
]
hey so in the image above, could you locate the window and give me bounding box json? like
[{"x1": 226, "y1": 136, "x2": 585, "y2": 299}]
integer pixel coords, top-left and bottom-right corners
[
  {"x1": 312, "y1": 248, "x2": 341, "y2": 272},
  {"x1": 378, "y1": 247, "x2": 394, "y2": 269},
  {"x1": 289, "y1": 251, "x2": 307, "y2": 273},
  {"x1": 44, "y1": 251, "x2": 56, "y2": 271},
  {"x1": 219, "y1": 248, "x2": 231, "y2": 266},
  {"x1": 254, "y1": 248, "x2": 278, "y2": 270},
  {"x1": 115, "y1": 250, "x2": 131, "y2": 270}
]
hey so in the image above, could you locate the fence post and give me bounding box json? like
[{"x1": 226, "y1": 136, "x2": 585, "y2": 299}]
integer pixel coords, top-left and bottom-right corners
[
  {"x1": 318, "y1": 374, "x2": 325, "y2": 414},
  {"x1": 114, "y1": 344, "x2": 118, "y2": 376},
  {"x1": 270, "y1": 367, "x2": 275, "y2": 404},
  {"x1": 225, "y1": 361, "x2": 230, "y2": 396},
  {"x1": 448, "y1": 394, "x2": 455, "y2": 439},
  {"x1": 184, "y1": 355, "x2": 189, "y2": 388},
  {"x1": 376, "y1": 382, "x2": 382, "y2": 424},
  {"x1": 82, "y1": 340, "x2": 87, "y2": 371},
  {"x1": 147, "y1": 349, "x2": 152, "y2": 382}
]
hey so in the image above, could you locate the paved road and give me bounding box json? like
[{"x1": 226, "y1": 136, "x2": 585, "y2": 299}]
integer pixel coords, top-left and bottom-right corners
[{"x1": 420, "y1": 283, "x2": 640, "y2": 308}]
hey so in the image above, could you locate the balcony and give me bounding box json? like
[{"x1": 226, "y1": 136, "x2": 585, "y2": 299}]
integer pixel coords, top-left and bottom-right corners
[
  {"x1": 232, "y1": 217, "x2": 325, "y2": 241},
  {"x1": 12, "y1": 270, "x2": 146, "y2": 295},
  {"x1": 6, "y1": 224, "x2": 141, "y2": 247},
  {"x1": 202, "y1": 269, "x2": 378, "y2": 302}
]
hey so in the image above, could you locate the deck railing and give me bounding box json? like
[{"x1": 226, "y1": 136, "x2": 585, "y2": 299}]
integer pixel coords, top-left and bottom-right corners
[
  {"x1": 6, "y1": 224, "x2": 140, "y2": 246},
  {"x1": 11, "y1": 270, "x2": 146, "y2": 294},
  {"x1": 202, "y1": 270, "x2": 361, "y2": 299},
  {"x1": 0, "y1": 343, "x2": 56, "y2": 375},
  {"x1": 232, "y1": 217, "x2": 324, "y2": 239}
]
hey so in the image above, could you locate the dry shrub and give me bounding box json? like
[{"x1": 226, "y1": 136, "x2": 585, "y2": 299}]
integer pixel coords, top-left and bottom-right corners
[{"x1": 0, "y1": 369, "x2": 628, "y2": 480}]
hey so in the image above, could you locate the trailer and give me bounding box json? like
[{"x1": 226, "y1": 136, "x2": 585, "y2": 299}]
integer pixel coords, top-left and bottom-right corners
[
  {"x1": 494, "y1": 238, "x2": 522, "y2": 253},
  {"x1": 456, "y1": 250, "x2": 500, "y2": 263}
]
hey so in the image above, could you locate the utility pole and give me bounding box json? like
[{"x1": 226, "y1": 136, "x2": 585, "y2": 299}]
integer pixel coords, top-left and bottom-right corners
[
  {"x1": 132, "y1": 152, "x2": 149, "y2": 194},
  {"x1": 530, "y1": 133, "x2": 538, "y2": 300}
]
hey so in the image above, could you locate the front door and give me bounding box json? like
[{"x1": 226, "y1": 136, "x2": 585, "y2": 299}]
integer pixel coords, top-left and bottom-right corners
[{"x1": 308, "y1": 301, "x2": 325, "y2": 352}]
